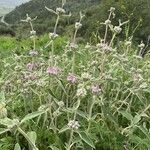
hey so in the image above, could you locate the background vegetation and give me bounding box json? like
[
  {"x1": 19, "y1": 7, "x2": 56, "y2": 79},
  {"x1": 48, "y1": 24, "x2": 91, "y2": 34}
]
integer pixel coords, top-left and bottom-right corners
[{"x1": 0, "y1": 0, "x2": 149, "y2": 43}]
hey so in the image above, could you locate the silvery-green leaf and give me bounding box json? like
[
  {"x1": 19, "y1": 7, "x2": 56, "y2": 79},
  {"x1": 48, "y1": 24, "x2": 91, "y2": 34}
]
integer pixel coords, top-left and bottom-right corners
[
  {"x1": 21, "y1": 111, "x2": 45, "y2": 123},
  {"x1": 78, "y1": 131, "x2": 95, "y2": 149},
  {"x1": 27, "y1": 131, "x2": 37, "y2": 145},
  {"x1": 45, "y1": 6, "x2": 57, "y2": 15},
  {"x1": 14, "y1": 143, "x2": 21, "y2": 150}
]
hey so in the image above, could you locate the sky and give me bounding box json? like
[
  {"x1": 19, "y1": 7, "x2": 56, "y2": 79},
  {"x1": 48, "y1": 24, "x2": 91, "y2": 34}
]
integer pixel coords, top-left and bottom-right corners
[
  {"x1": 0, "y1": 0, "x2": 30, "y2": 16},
  {"x1": 0, "y1": 0, "x2": 30, "y2": 7}
]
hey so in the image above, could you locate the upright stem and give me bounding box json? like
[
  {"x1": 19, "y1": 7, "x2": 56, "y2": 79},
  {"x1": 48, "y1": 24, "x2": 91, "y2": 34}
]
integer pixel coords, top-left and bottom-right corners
[
  {"x1": 29, "y1": 21, "x2": 36, "y2": 50},
  {"x1": 67, "y1": 129, "x2": 74, "y2": 150},
  {"x1": 109, "y1": 33, "x2": 116, "y2": 46},
  {"x1": 54, "y1": 15, "x2": 60, "y2": 34},
  {"x1": 87, "y1": 96, "x2": 95, "y2": 133},
  {"x1": 72, "y1": 52, "x2": 75, "y2": 73},
  {"x1": 104, "y1": 12, "x2": 112, "y2": 43},
  {"x1": 67, "y1": 99, "x2": 81, "y2": 150}
]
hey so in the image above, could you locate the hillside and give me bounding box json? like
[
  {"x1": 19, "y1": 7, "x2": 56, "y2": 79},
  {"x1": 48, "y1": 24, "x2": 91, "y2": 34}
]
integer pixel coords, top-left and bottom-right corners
[
  {"x1": 0, "y1": 0, "x2": 30, "y2": 16},
  {"x1": 2, "y1": 0, "x2": 150, "y2": 43}
]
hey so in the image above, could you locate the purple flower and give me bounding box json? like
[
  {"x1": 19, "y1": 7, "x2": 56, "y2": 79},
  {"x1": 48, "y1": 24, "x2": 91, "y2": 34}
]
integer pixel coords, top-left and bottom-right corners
[
  {"x1": 27, "y1": 62, "x2": 35, "y2": 71},
  {"x1": 47, "y1": 67, "x2": 60, "y2": 75},
  {"x1": 29, "y1": 50, "x2": 38, "y2": 56},
  {"x1": 67, "y1": 73, "x2": 77, "y2": 83},
  {"x1": 91, "y1": 85, "x2": 101, "y2": 94}
]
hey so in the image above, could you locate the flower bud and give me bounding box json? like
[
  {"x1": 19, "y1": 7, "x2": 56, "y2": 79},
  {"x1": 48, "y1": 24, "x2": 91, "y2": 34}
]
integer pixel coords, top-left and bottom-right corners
[
  {"x1": 56, "y1": 7, "x2": 66, "y2": 14},
  {"x1": 109, "y1": 7, "x2": 115, "y2": 12},
  {"x1": 49, "y1": 32, "x2": 58, "y2": 40},
  {"x1": 75, "y1": 22, "x2": 82, "y2": 29},
  {"x1": 30, "y1": 30, "x2": 36, "y2": 36},
  {"x1": 114, "y1": 26, "x2": 122, "y2": 34},
  {"x1": 105, "y1": 19, "x2": 111, "y2": 25},
  {"x1": 68, "y1": 120, "x2": 80, "y2": 129}
]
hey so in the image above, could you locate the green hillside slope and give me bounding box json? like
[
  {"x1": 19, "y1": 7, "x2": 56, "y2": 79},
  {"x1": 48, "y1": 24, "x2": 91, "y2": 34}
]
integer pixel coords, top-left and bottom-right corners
[{"x1": 2, "y1": 0, "x2": 150, "y2": 43}]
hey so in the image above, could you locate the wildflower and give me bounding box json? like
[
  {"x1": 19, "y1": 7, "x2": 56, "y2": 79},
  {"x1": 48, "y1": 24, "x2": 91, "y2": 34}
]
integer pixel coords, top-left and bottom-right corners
[
  {"x1": 76, "y1": 87, "x2": 87, "y2": 97},
  {"x1": 58, "y1": 101, "x2": 65, "y2": 108},
  {"x1": 105, "y1": 19, "x2": 111, "y2": 25},
  {"x1": 49, "y1": 32, "x2": 58, "y2": 39},
  {"x1": 91, "y1": 85, "x2": 101, "y2": 94},
  {"x1": 26, "y1": 14, "x2": 32, "y2": 22},
  {"x1": 85, "y1": 43, "x2": 92, "y2": 49},
  {"x1": 47, "y1": 67, "x2": 60, "y2": 75},
  {"x1": 53, "y1": 110, "x2": 61, "y2": 117},
  {"x1": 114, "y1": 26, "x2": 122, "y2": 34},
  {"x1": 67, "y1": 73, "x2": 77, "y2": 83},
  {"x1": 91, "y1": 60, "x2": 98, "y2": 66},
  {"x1": 68, "y1": 120, "x2": 80, "y2": 130},
  {"x1": 66, "y1": 42, "x2": 78, "y2": 49},
  {"x1": 81, "y1": 72, "x2": 91, "y2": 80},
  {"x1": 97, "y1": 43, "x2": 112, "y2": 52},
  {"x1": 138, "y1": 42, "x2": 145, "y2": 49},
  {"x1": 125, "y1": 40, "x2": 132, "y2": 46},
  {"x1": 29, "y1": 50, "x2": 38, "y2": 56},
  {"x1": 26, "y1": 62, "x2": 35, "y2": 71},
  {"x1": 36, "y1": 79, "x2": 46, "y2": 87},
  {"x1": 24, "y1": 74, "x2": 36, "y2": 81},
  {"x1": 30, "y1": 30, "x2": 36, "y2": 35},
  {"x1": 75, "y1": 22, "x2": 82, "y2": 29},
  {"x1": 38, "y1": 105, "x2": 47, "y2": 111},
  {"x1": 56, "y1": 7, "x2": 66, "y2": 14},
  {"x1": 133, "y1": 73, "x2": 143, "y2": 82},
  {"x1": 109, "y1": 7, "x2": 115, "y2": 12}
]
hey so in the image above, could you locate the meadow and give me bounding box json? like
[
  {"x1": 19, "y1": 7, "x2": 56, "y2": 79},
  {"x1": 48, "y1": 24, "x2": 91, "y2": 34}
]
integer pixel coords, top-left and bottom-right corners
[{"x1": 0, "y1": 1, "x2": 150, "y2": 150}]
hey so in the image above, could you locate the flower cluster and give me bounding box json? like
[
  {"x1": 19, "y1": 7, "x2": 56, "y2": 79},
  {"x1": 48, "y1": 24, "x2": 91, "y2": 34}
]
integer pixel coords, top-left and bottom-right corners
[
  {"x1": 68, "y1": 120, "x2": 80, "y2": 129},
  {"x1": 47, "y1": 67, "x2": 60, "y2": 75},
  {"x1": 67, "y1": 73, "x2": 77, "y2": 83}
]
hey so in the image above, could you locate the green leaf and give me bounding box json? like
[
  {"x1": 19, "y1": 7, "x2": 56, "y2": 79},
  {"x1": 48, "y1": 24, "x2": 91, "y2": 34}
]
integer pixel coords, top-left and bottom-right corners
[
  {"x1": 59, "y1": 125, "x2": 69, "y2": 133},
  {"x1": 49, "y1": 89, "x2": 59, "y2": 100},
  {"x1": 0, "y1": 118, "x2": 18, "y2": 128},
  {"x1": 21, "y1": 111, "x2": 45, "y2": 123},
  {"x1": 76, "y1": 110, "x2": 87, "y2": 119},
  {"x1": 0, "y1": 128, "x2": 10, "y2": 135},
  {"x1": 78, "y1": 131, "x2": 95, "y2": 149},
  {"x1": 27, "y1": 131, "x2": 37, "y2": 145},
  {"x1": 137, "y1": 125, "x2": 150, "y2": 140},
  {"x1": 14, "y1": 143, "x2": 21, "y2": 150},
  {"x1": 132, "y1": 114, "x2": 141, "y2": 125},
  {"x1": 49, "y1": 145, "x2": 59, "y2": 150},
  {"x1": 119, "y1": 111, "x2": 133, "y2": 121},
  {"x1": 0, "y1": 91, "x2": 5, "y2": 102}
]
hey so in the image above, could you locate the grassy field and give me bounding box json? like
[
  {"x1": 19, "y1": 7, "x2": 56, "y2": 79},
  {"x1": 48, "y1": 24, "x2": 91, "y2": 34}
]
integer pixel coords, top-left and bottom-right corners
[{"x1": 0, "y1": 3, "x2": 150, "y2": 150}]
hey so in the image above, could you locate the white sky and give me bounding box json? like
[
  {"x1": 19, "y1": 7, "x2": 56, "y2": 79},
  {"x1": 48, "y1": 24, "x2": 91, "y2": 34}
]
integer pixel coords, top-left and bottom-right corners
[{"x1": 0, "y1": 0, "x2": 30, "y2": 7}]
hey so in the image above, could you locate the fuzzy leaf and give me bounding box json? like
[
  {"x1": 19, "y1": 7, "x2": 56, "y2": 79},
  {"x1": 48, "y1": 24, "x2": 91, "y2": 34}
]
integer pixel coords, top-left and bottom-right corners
[
  {"x1": 14, "y1": 143, "x2": 21, "y2": 150},
  {"x1": 45, "y1": 6, "x2": 57, "y2": 15},
  {"x1": 119, "y1": 111, "x2": 133, "y2": 121},
  {"x1": 27, "y1": 131, "x2": 37, "y2": 145},
  {"x1": 0, "y1": 118, "x2": 18, "y2": 127},
  {"x1": 21, "y1": 111, "x2": 45, "y2": 123},
  {"x1": 59, "y1": 125, "x2": 69, "y2": 133},
  {"x1": 0, "y1": 91, "x2": 5, "y2": 102},
  {"x1": 49, "y1": 145, "x2": 59, "y2": 150},
  {"x1": 78, "y1": 131, "x2": 95, "y2": 149},
  {"x1": 76, "y1": 110, "x2": 87, "y2": 119},
  {"x1": 0, "y1": 128, "x2": 10, "y2": 135},
  {"x1": 132, "y1": 114, "x2": 141, "y2": 125}
]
